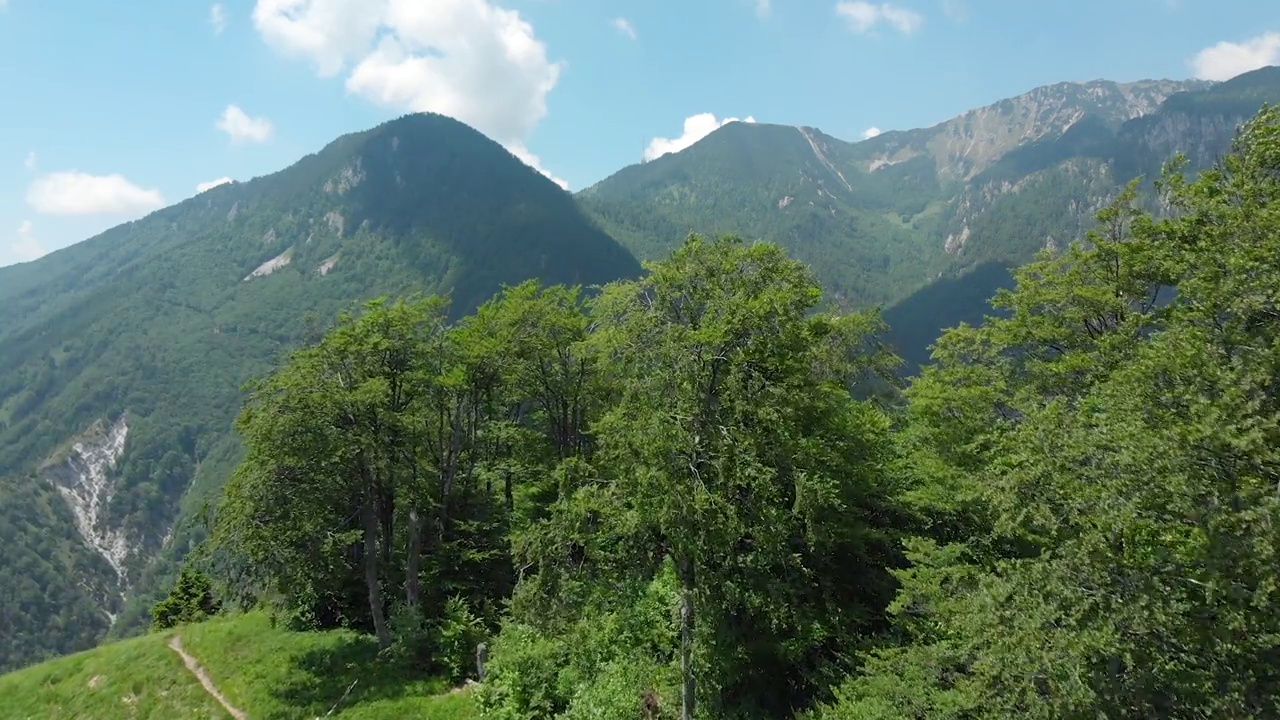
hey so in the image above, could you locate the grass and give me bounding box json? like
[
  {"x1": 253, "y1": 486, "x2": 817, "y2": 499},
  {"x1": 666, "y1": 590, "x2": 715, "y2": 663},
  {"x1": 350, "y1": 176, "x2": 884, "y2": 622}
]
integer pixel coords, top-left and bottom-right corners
[
  {"x1": 0, "y1": 613, "x2": 478, "y2": 720},
  {"x1": 0, "y1": 630, "x2": 230, "y2": 719}
]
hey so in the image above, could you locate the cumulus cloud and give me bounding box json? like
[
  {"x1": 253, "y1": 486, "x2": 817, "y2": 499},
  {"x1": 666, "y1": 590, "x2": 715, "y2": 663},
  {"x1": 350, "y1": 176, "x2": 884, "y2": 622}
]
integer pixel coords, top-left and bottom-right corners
[
  {"x1": 508, "y1": 144, "x2": 569, "y2": 190},
  {"x1": 611, "y1": 17, "x2": 637, "y2": 40},
  {"x1": 196, "y1": 177, "x2": 234, "y2": 193},
  {"x1": 756, "y1": 0, "x2": 772, "y2": 19},
  {"x1": 10, "y1": 221, "x2": 45, "y2": 263},
  {"x1": 253, "y1": 0, "x2": 564, "y2": 180},
  {"x1": 216, "y1": 104, "x2": 274, "y2": 143},
  {"x1": 835, "y1": 1, "x2": 924, "y2": 34},
  {"x1": 862, "y1": 126, "x2": 883, "y2": 139},
  {"x1": 24, "y1": 151, "x2": 35, "y2": 171},
  {"x1": 253, "y1": 0, "x2": 385, "y2": 77},
  {"x1": 1189, "y1": 32, "x2": 1280, "y2": 81},
  {"x1": 26, "y1": 172, "x2": 165, "y2": 216},
  {"x1": 644, "y1": 113, "x2": 757, "y2": 162},
  {"x1": 211, "y1": 3, "x2": 228, "y2": 34}
]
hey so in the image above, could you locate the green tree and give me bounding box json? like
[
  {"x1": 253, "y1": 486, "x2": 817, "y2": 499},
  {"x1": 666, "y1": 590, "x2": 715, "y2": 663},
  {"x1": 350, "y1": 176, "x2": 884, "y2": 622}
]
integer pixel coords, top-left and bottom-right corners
[
  {"x1": 497, "y1": 235, "x2": 903, "y2": 719},
  {"x1": 151, "y1": 565, "x2": 221, "y2": 631},
  {"x1": 215, "y1": 296, "x2": 449, "y2": 649},
  {"x1": 818, "y1": 105, "x2": 1280, "y2": 720}
]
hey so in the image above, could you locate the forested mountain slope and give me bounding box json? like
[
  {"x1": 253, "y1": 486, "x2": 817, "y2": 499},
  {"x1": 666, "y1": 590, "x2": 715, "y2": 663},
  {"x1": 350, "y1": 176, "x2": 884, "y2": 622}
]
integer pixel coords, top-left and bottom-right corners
[
  {"x1": 0, "y1": 112, "x2": 639, "y2": 672},
  {"x1": 578, "y1": 69, "x2": 1280, "y2": 312}
]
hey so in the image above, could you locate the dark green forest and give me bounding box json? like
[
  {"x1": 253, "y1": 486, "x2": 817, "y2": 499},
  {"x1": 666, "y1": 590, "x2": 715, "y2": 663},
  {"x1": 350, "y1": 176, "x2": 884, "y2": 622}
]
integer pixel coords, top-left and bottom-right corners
[{"x1": 160, "y1": 107, "x2": 1280, "y2": 718}]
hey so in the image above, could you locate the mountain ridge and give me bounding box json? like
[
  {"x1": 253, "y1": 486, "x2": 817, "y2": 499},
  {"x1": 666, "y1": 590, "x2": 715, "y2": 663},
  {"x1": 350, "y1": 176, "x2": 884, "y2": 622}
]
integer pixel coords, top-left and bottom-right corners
[
  {"x1": 578, "y1": 68, "x2": 1278, "y2": 312},
  {"x1": 4, "y1": 66, "x2": 1280, "y2": 675},
  {"x1": 0, "y1": 111, "x2": 640, "y2": 673}
]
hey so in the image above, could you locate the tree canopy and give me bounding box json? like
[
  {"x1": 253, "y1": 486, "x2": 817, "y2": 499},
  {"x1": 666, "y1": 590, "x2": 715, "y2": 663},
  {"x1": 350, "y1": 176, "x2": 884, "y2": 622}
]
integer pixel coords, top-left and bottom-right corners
[{"x1": 171, "y1": 106, "x2": 1280, "y2": 719}]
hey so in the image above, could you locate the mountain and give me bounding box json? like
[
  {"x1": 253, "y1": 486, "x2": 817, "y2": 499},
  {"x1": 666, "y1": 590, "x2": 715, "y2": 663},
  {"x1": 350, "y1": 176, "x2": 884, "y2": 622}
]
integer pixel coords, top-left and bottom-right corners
[
  {"x1": 0, "y1": 112, "x2": 640, "y2": 672},
  {"x1": 8, "y1": 66, "x2": 1280, "y2": 676},
  {"x1": 577, "y1": 70, "x2": 1280, "y2": 317}
]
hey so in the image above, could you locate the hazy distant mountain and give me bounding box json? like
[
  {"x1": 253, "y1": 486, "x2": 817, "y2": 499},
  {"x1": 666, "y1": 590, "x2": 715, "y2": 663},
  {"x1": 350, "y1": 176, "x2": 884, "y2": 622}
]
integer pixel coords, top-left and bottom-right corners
[{"x1": 578, "y1": 70, "x2": 1280, "y2": 314}]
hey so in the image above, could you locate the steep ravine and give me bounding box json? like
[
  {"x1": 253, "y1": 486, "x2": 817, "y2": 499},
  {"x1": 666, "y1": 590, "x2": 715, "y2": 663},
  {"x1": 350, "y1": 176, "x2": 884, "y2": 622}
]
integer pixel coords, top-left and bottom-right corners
[{"x1": 42, "y1": 416, "x2": 133, "y2": 613}]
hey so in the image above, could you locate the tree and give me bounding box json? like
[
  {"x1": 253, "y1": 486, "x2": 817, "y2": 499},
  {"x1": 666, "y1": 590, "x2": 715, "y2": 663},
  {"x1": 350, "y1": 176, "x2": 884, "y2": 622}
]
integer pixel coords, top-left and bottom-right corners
[
  {"x1": 817, "y1": 105, "x2": 1280, "y2": 720},
  {"x1": 216, "y1": 296, "x2": 448, "y2": 649},
  {"x1": 150, "y1": 565, "x2": 221, "y2": 631},
  {"x1": 583, "y1": 234, "x2": 901, "y2": 718}
]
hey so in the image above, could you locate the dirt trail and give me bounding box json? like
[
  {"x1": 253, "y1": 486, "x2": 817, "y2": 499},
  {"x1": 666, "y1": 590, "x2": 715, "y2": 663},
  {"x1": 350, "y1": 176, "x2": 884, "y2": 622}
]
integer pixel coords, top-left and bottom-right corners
[{"x1": 168, "y1": 634, "x2": 249, "y2": 720}]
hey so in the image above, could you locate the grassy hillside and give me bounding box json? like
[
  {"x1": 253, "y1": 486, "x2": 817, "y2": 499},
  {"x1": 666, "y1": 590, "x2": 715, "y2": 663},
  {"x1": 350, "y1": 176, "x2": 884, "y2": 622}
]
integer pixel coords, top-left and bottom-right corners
[{"x1": 0, "y1": 613, "x2": 476, "y2": 720}]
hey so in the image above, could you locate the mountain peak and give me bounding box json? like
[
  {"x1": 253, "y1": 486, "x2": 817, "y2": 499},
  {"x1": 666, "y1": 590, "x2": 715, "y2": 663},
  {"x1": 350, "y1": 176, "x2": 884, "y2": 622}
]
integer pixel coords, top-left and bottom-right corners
[{"x1": 857, "y1": 76, "x2": 1211, "y2": 180}]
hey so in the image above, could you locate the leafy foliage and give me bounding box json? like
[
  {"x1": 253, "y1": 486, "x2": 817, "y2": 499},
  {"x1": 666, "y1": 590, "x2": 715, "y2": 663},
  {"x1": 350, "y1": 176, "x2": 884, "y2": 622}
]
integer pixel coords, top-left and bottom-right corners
[
  {"x1": 816, "y1": 105, "x2": 1280, "y2": 720},
  {"x1": 151, "y1": 566, "x2": 222, "y2": 631},
  {"x1": 175, "y1": 233, "x2": 905, "y2": 720}
]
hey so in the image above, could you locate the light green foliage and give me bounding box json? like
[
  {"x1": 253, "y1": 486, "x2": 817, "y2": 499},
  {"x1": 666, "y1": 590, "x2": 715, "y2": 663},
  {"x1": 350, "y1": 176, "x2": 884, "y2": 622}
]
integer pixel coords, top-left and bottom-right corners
[
  {"x1": 817, "y1": 105, "x2": 1280, "y2": 720},
  {"x1": 150, "y1": 565, "x2": 221, "y2": 631},
  {"x1": 213, "y1": 295, "x2": 511, "y2": 653},
  {"x1": 435, "y1": 596, "x2": 487, "y2": 684},
  {"x1": 478, "y1": 563, "x2": 682, "y2": 720},
  {"x1": 481, "y1": 235, "x2": 907, "y2": 720},
  {"x1": 212, "y1": 279, "x2": 616, "y2": 685}
]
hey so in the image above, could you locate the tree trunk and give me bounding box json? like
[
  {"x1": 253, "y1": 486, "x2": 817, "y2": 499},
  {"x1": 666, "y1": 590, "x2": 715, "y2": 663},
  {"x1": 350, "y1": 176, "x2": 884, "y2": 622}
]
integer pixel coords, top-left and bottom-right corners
[
  {"x1": 678, "y1": 553, "x2": 696, "y2": 720},
  {"x1": 504, "y1": 467, "x2": 514, "y2": 516},
  {"x1": 406, "y1": 508, "x2": 423, "y2": 615},
  {"x1": 361, "y1": 486, "x2": 392, "y2": 650},
  {"x1": 380, "y1": 483, "x2": 395, "y2": 567}
]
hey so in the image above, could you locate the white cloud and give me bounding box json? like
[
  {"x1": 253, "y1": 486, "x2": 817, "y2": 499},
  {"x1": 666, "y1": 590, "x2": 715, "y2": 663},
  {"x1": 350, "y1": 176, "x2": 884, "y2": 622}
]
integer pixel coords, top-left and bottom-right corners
[
  {"x1": 611, "y1": 17, "x2": 637, "y2": 40},
  {"x1": 196, "y1": 177, "x2": 234, "y2": 193},
  {"x1": 835, "y1": 1, "x2": 924, "y2": 34},
  {"x1": 23, "y1": 151, "x2": 35, "y2": 171},
  {"x1": 644, "y1": 113, "x2": 757, "y2": 162},
  {"x1": 253, "y1": 0, "x2": 386, "y2": 77},
  {"x1": 216, "y1": 104, "x2": 274, "y2": 143},
  {"x1": 253, "y1": 0, "x2": 564, "y2": 180},
  {"x1": 26, "y1": 172, "x2": 165, "y2": 216},
  {"x1": 10, "y1": 221, "x2": 46, "y2": 263},
  {"x1": 756, "y1": 0, "x2": 772, "y2": 19},
  {"x1": 0, "y1": 1, "x2": 9, "y2": 12},
  {"x1": 862, "y1": 126, "x2": 882, "y2": 139},
  {"x1": 1189, "y1": 32, "x2": 1280, "y2": 81},
  {"x1": 508, "y1": 144, "x2": 568, "y2": 190},
  {"x1": 211, "y1": 3, "x2": 228, "y2": 34}
]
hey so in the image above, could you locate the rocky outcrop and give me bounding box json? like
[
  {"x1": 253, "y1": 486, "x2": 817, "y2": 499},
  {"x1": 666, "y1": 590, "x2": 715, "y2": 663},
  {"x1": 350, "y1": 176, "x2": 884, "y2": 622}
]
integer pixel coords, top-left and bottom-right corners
[
  {"x1": 244, "y1": 247, "x2": 294, "y2": 281},
  {"x1": 44, "y1": 416, "x2": 132, "y2": 585},
  {"x1": 859, "y1": 78, "x2": 1212, "y2": 182}
]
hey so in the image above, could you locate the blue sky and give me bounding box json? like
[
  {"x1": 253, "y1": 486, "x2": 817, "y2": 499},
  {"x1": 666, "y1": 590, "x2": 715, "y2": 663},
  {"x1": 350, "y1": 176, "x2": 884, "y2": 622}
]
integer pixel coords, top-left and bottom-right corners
[{"x1": 1, "y1": 0, "x2": 1278, "y2": 267}]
